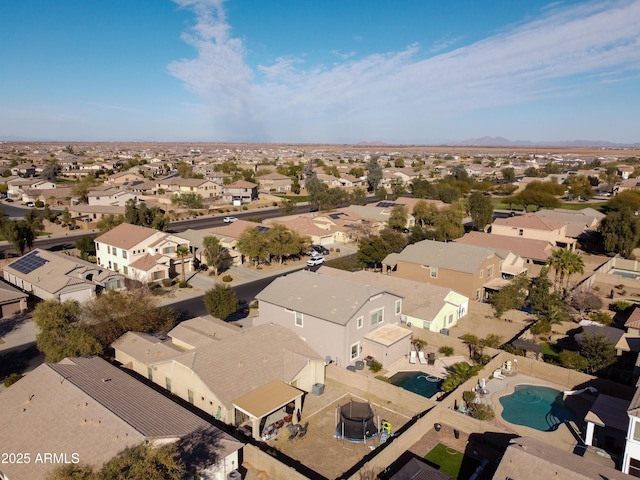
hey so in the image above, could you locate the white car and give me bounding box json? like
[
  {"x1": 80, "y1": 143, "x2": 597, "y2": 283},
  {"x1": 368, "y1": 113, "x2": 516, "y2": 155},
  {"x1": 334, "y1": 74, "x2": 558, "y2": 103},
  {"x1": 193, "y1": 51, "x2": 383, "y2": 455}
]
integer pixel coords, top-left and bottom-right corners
[
  {"x1": 306, "y1": 256, "x2": 325, "y2": 267},
  {"x1": 26, "y1": 202, "x2": 35, "y2": 207},
  {"x1": 223, "y1": 216, "x2": 238, "y2": 223}
]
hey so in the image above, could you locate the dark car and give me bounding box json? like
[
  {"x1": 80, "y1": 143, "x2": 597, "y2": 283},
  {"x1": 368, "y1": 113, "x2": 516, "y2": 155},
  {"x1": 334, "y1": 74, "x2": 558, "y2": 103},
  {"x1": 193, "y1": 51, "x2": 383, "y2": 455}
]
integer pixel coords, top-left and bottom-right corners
[{"x1": 312, "y1": 245, "x2": 330, "y2": 255}]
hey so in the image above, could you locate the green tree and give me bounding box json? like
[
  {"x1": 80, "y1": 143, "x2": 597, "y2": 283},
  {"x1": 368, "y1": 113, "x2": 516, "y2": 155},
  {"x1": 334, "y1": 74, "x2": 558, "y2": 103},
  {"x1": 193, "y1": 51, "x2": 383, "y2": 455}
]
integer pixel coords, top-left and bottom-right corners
[
  {"x1": 375, "y1": 185, "x2": 388, "y2": 201},
  {"x1": 202, "y1": 235, "x2": 226, "y2": 276},
  {"x1": 528, "y1": 267, "x2": 553, "y2": 314},
  {"x1": 72, "y1": 176, "x2": 97, "y2": 204},
  {"x1": 47, "y1": 463, "x2": 96, "y2": 480},
  {"x1": 482, "y1": 334, "x2": 503, "y2": 349},
  {"x1": 175, "y1": 245, "x2": 190, "y2": 283},
  {"x1": 350, "y1": 187, "x2": 367, "y2": 206},
  {"x1": 357, "y1": 236, "x2": 390, "y2": 268},
  {"x1": 366, "y1": 156, "x2": 382, "y2": 191},
  {"x1": 412, "y1": 200, "x2": 439, "y2": 228},
  {"x1": 267, "y1": 223, "x2": 299, "y2": 264},
  {"x1": 387, "y1": 205, "x2": 408, "y2": 230},
  {"x1": 3, "y1": 220, "x2": 35, "y2": 255},
  {"x1": 607, "y1": 191, "x2": 640, "y2": 213},
  {"x1": 501, "y1": 167, "x2": 516, "y2": 183},
  {"x1": 291, "y1": 175, "x2": 301, "y2": 194},
  {"x1": 599, "y1": 209, "x2": 640, "y2": 258},
  {"x1": 172, "y1": 192, "x2": 204, "y2": 209},
  {"x1": 203, "y1": 284, "x2": 238, "y2": 320},
  {"x1": 546, "y1": 248, "x2": 584, "y2": 293},
  {"x1": 432, "y1": 204, "x2": 465, "y2": 241},
  {"x1": 279, "y1": 199, "x2": 297, "y2": 215},
  {"x1": 389, "y1": 178, "x2": 406, "y2": 200},
  {"x1": 590, "y1": 311, "x2": 613, "y2": 326},
  {"x1": 441, "y1": 361, "x2": 481, "y2": 392},
  {"x1": 468, "y1": 191, "x2": 494, "y2": 230},
  {"x1": 96, "y1": 214, "x2": 125, "y2": 233},
  {"x1": 305, "y1": 177, "x2": 328, "y2": 211},
  {"x1": 489, "y1": 274, "x2": 529, "y2": 317},
  {"x1": 558, "y1": 350, "x2": 589, "y2": 372},
  {"x1": 579, "y1": 333, "x2": 616, "y2": 374},
  {"x1": 564, "y1": 175, "x2": 594, "y2": 200},
  {"x1": 97, "y1": 443, "x2": 184, "y2": 480},
  {"x1": 76, "y1": 235, "x2": 96, "y2": 259},
  {"x1": 460, "y1": 333, "x2": 480, "y2": 358},
  {"x1": 41, "y1": 163, "x2": 61, "y2": 182},
  {"x1": 236, "y1": 226, "x2": 270, "y2": 267}
]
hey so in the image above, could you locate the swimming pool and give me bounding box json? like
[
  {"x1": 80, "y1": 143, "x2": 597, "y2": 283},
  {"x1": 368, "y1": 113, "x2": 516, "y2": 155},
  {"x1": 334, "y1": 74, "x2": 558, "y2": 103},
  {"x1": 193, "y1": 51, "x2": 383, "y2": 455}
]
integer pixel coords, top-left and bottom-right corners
[
  {"x1": 389, "y1": 371, "x2": 443, "y2": 399},
  {"x1": 609, "y1": 268, "x2": 640, "y2": 279},
  {"x1": 499, "y1": 384, "x2": 574, "y2": 431}
]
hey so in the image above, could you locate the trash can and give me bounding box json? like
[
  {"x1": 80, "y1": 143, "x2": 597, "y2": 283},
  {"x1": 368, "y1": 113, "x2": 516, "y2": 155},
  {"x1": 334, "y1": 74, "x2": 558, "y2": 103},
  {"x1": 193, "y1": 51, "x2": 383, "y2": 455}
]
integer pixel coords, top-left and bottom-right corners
[
  {"x1": 355, "y1": 360, "x2": 365, "y2": 370},
  {"x1": 454, "y1": 429, "x2": 460, "y2": 439},
  {"x1": 434, "y1": 423, "x2": 442, "y2": 432},
  {"x1": 312, "y1": 383, "x2": 325, "y2": 396}
]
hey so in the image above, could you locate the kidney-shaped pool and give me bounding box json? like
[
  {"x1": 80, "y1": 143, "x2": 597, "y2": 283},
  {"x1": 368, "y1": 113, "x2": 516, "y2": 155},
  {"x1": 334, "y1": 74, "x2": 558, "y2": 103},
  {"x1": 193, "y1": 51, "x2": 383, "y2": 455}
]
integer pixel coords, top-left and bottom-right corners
[{"x1": 499, "y1": 384, "x2": 575, "y2": 432}]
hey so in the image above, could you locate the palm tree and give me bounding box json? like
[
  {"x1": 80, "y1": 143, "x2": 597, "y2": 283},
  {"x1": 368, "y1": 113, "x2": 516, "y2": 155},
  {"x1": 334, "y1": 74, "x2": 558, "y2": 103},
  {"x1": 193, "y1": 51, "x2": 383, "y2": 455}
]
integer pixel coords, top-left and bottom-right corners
[
  {"x1": 547, "y1": 248, "x2": 585, "y2": 294},
  {"x1": 176, "y1": 246, "x2": 190, "y2": 284},
  {"x1": 564, "y1": 251, "x2": 585, "y2": 292},
  {"x1": 547, "y1": 249, "x2": 568, "y2": 291}
]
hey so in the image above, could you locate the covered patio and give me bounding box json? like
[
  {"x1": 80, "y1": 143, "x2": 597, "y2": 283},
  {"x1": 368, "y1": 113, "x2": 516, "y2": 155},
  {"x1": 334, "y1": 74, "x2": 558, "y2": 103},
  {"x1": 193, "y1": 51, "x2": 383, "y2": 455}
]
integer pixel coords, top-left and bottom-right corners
[{"x1": 233, "y1": 380, "x2": 303, "y2": 441}]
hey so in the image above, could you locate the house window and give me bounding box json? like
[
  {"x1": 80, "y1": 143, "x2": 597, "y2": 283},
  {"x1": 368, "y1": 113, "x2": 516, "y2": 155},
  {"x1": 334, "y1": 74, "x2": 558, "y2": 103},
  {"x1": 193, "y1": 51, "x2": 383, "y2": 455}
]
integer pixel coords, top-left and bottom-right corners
[
  {"x1": 371, "y1": 308, "x2": 384, "y2": 325},
  {"x1": 107, "y1": 246, "x2": 111, "y2": 254},
  {"x1": 188, "y1": 389, "x2": 194, "y2": 405},
  {"x1": 395, "y1": 299, "x2": 402, "y2": 315},
  {"x1": 630, "y1": 458, "x2": 640, "y2": 477},
  {"x1": 113, "y1": 247, "x2": 118, "y2": 256},
  {"x1": 430, "y1": 267, "x2": 438, "y2": 278},
  {"x1": 633, "y1": 421, "x2": 640, "y2": 442},
  {"x1": 448, "y1": 314, "x2": 453, "y2": 325},
  {"x1": 164, "y1": 246, "x2": 175, "y2": 254},
  {"x1": 152, "y1": 271, "x2": 164, "y2": 280},
  {"x1": 295, "y1": 311, "x2": 303, "y2": 327},
  {"x1": 105, "y1": 278, "x2": 120, "y2": 290},
  {"x1": 165, "y1": 377, "x2": 172, "y2": 393},
  {"x1": 350, "y1": 342, "x2": 360, "y2": 360},
  {"x1": 475, "y1": 289, "x2": 480, "y2": 300},
  {"x1": 480, "y1": 270, "x2": 483, "y2": 279},
  {"x1": 487, "y1": 266, "x2": 494, "y2": 278},
  {"x1": 357, "y1": 316, "x2": 363, "y2": 329},
  {"x1": 147, "y1": 367, "x2": 153, "y2": 381},
  {"x1": 122, "y1": 250, "x2": 127, "y2": 259},
  {"x1": 113, "y1": 263, "x2": 118, "y2": 272},
  {"x1": 123, "y1": 266, "x2": 128, "y2": 275}
]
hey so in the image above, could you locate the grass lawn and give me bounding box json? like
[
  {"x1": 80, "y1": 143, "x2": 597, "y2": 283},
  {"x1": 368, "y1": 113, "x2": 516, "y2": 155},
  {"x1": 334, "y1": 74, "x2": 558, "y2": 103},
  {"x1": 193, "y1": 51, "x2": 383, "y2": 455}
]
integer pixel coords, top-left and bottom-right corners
[
  {"x1": 274, "y1": 195, "x2": 309, "y2": 203},
  {"x1": 424, "y1": 443, "x2": 480, "y2": 479},
  {"x1": 541, "y1": 342, "x2": 561, "y2": 361}
]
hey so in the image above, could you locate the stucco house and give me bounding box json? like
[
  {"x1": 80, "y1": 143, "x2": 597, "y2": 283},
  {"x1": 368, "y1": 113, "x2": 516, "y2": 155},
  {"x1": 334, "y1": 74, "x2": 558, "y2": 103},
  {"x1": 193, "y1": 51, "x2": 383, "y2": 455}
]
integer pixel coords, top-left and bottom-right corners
[
  {"x1": 106, "y1": 171, "x2": 145, "y2": 186},
  {"x1": 490, "y1": 213, "x2": 576, "y2": 250},
  {"x1": 382, "y1": 239, "x2": 527, "y2": 301},
  {"x1": 3, "y1": 249, "x2": 125, "y2": 302},
  {"x1": 254, "y1": 269, "x2": 410, "y2": 368},
  {"x1": 257, "y1": 172, "x2": 292, "y2": 192},
  {"x1": 113, "y1": 317, "x2": 324, "y2": 441},
  {"x1": 456, "y1": 231, "x2": 555, "y2": 265},
  {"x1": 88, "y1": 187, "x2": 137, "y2": 206},
  {"x1": 222, "y1": 180, "x2": 258, "y2": 204},
  {"x1": 94, "y1": 223, "x2": 191, "y2": 282},
  {"x1": 623, "y1": 382, "x2": 640, "y2": 476},
  {"x1": 0, "y1": 356, "x2": 244, "y2": 480},
  {"x1": 317, "y1": 266, "x2": 469, "y2": 334},
  {"x1": 0, "y1": 280, "x2": 28, "y2": 318}
]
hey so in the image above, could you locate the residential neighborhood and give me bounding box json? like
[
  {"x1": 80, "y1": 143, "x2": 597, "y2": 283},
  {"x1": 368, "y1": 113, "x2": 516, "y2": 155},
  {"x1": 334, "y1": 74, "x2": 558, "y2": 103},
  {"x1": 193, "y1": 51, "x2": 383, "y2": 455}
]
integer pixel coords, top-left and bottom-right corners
[{"x1": 2, "y1": 142, "x2": 640, "y2": 479}]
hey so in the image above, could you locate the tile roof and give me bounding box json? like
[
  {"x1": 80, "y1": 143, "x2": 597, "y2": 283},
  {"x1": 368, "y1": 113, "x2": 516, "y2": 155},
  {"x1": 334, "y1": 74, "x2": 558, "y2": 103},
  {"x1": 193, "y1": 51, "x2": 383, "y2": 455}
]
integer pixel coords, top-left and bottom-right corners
[
  {"x1": 0, "y1": 356, "x2": 242, "y2": 479},
  {"x1": 225, "y1": 180, "x2": 257, "y2": 188},
  {"x1": 455, "y1": 231, "x2": 554, "y2": 263},
  {"x1": 383, "y1": 239, "x2": 505, "y2": 274},
  {"x1": 625, "y1": 306, "x2": 640, "y2": 330},
  {"x1": 95, "y1": 222, "x2": 162, "y2": 250},
  {"x1": 256, "y1": 270, "x2": 390, "y2": 325},
  {"x1": 493, "y1": 213, "x2": 566, "y2": 231}
]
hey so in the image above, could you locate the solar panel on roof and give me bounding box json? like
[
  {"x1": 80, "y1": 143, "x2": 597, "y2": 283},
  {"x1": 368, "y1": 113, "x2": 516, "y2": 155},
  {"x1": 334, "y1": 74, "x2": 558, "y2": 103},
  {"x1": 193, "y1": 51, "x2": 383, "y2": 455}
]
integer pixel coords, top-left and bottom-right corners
[
  {"x1": 10, "y1": 251, "x2": 49, "y2": 275},
  {"x1": 376, "y1": 201, "x2": 398, "y2": 208}
]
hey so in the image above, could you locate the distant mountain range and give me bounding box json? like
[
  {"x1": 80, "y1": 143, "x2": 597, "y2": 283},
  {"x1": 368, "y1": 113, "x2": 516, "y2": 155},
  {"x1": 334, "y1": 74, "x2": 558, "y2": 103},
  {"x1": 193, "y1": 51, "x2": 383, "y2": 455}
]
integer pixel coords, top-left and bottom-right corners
[{"x1": 454, "y1": 136, "x2": 640, "y2": 148}]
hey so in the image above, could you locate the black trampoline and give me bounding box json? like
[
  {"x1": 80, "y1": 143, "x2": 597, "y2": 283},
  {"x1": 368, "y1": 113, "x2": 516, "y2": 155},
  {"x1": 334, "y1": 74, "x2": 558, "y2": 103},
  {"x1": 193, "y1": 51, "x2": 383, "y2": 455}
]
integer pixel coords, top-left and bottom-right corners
[{"x1": 335, "y1": 399, "x2": 378, "y2": 442}]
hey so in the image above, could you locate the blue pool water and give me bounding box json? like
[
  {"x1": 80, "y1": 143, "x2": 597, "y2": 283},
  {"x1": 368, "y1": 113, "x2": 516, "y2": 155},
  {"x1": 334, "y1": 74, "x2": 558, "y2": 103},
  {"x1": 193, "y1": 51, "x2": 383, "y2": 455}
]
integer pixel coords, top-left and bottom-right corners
[
  {"x1": 389, "y1": 371, "x2": 443, "y2": 399},
  {"x1": 609, "y1": 268, "x2": 640, "y2": 279},
  {"x1": 499, "y1": 384, "x2": 574, "y2": 431}
]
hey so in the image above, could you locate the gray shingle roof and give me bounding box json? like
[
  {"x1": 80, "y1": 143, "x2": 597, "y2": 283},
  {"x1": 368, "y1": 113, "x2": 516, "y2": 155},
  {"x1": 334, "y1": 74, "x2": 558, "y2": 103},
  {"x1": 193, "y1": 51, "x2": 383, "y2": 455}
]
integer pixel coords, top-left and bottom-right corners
[{"x1": 255, "y1": 269, "x2": 388, "y2": 325}]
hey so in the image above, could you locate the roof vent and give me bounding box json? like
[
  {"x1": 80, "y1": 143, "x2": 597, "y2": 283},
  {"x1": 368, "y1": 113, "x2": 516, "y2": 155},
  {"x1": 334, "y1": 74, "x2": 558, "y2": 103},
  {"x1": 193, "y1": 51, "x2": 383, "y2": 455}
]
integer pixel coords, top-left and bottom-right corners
[{"x1": 102, "y1": 378, "x2": 112, "y2": 382}]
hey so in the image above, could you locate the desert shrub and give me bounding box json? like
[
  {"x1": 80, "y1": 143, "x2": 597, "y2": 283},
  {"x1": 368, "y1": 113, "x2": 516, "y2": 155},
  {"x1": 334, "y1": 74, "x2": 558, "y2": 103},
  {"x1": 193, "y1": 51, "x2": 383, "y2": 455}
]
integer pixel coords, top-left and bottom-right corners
[
  {"x1": 147, "y1": 282, "x2": 160, "y2": 290},
  {"x1": 161, "y1": 278, "x2": 174, "y2": 288},
  {"x1": 438, "y1": 345, "x2": 455, "y2": 357},
  {"x1": 178, "y1": 281, "x2": 188, "y2": 288},
  {"x1": 590, "y1": 311, "x2": 613, "y2": 326},
  {"x1": 469, "y1": 403, "x2": 495, "y2": 421},
  {"x1": 369, "y1": 360, "x2": 383, "y2": 373},
  {"x1": 222, "y1": 275, "x2": 233, "y2": 283},
  {"x1": 242, "y1": 205, "x2": 248, "y2": 210},
  {"x1": 3, "y1": 373, "x2": 23, "y2": 387},
  {"x1": 613, "y1": 300, "x2": 632, "y2": 312},
  {"x1": 336, "y1": 248, "x2": 341, "y2": 253},
  {"x1": 462, "y1": 390, "x2": 477, "y2": 405}
]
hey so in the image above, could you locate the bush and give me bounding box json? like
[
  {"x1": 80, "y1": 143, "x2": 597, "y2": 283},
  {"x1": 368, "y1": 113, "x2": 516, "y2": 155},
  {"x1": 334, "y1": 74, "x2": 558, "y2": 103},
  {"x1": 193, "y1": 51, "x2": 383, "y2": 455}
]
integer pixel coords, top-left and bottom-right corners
[
  {"x1": 462, "y1": 390, "x2": 477, "y2": 405},
  {"x1": 438, "y1": 345, "x2": 455, "y2": 357},
  {"x1": 369, "y1": 360, "x2": 383, "y2": 373},
  {"x1": 35, "y1": 200, "x2": 44, "y2": 208},
  {"x1": 469, "y1": 403, "x2": 495, "y2": 421},
  {"x1": 590, "y1": 311, "x2": 613, "y2": 326},
  {"x1": 147, "y1": 282, "x2": 160, "y2": 290},
  {"x1": 4, "y1": 373, "x2": 23, "y2": 387},
  {"x1": 335, "y1": 248, "x2": 341, "y2": 253},
  {"x1": 242, "y1": 205, "x2": 248, "y2": 210},
  {"x1": 161, "y1": 278, "x2": 174, "y2": 288},
  {"x1": 222, "y1": 275, "x2": 233, "y2": 283},
  {"x1": 178, "y1": 281, "x2": 188, "y2": 288},
  {"x1": 613, "y1": 300, "x2": 633, "y2": 312}
]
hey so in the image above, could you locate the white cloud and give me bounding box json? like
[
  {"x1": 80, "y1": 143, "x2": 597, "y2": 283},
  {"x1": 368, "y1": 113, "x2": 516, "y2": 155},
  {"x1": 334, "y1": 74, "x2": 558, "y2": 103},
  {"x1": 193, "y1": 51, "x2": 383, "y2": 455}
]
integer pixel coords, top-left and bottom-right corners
[{"x1": 169, "y1": 0, "x2": 640, "y2": 142}]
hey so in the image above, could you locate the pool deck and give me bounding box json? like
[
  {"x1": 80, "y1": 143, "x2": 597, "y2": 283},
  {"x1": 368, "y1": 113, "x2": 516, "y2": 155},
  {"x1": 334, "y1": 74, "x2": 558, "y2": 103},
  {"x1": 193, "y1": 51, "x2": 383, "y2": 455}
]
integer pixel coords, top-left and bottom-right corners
[{"x1": 482, "y1": 372, "x2": 596, "y2": 454}]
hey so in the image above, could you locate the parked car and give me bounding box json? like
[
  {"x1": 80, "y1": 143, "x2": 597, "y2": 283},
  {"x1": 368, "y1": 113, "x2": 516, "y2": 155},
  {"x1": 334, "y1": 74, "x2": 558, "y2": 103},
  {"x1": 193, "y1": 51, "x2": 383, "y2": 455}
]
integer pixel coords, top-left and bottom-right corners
[
  {"x1": 312, "y1": 245, "x2": 330, "y2": 255},
  {"x1": 26, "y1": 201, "x2": 35, "y2": 207},
  {"x1": 306, "y1": 250, "x2": 319, "y2": 257},
  {"x1": 306, "y1": 256, "x2": 325, "y2": 267},
  {"x1": 223, "y1": 216, "x2": 238, "y2": 223}
]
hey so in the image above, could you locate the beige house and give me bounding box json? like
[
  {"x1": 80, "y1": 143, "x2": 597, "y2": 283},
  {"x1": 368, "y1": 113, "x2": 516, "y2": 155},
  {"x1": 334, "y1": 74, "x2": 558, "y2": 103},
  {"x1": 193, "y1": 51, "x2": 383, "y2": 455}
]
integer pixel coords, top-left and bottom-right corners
[
  {"x1": 3, "y1": 249, "x2": 125, "y2": 302},
  {"x1": 0, "y1": 280, "x2": 28, "y2": 318},
  {"x1": 0, "y1": 356, "x2": 243, "y2": 480},
  {"x1": 255, "y1": 270, "x2": 409, "y2": 368},
  {"x1": 178, "y1": 227, "x2": 243, "y2": 268},
  {"x1": 456, "y1": 231, "x2": 555, "y2": 264},
  {"x1": 490, "y1": 213, "x2": 576, "y2": 250},
  {"x1": 222, "y1": 180, "x2": 258, "y2": 204},
  {"x1": 106, "y1": 171, "x2": 145, "y2": 186},
  {"x1": 113, "y1": 318, "x2": 324, "y2": 441},
  {"x1": 257, "y1": 172, "x2": 292, "y2": 192},
  {"x1": 156, "y1": 176, "x2": 222, "y2": 198},
  {"x1": 382, "y1": 239, "x2": 526, "y2": 301},
  {"x1": 88, "y1": 187, "x2": 137, "y2": 206},
  {"x1": 94, "y1": 223, "x2": 191, "y2": 282}
]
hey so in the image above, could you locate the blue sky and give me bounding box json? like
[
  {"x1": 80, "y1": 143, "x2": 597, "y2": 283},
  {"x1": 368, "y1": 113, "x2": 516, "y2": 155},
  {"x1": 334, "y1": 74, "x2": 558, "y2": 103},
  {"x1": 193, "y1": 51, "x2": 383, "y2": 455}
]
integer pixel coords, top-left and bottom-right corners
[{"x1": 1, "y1": 0, "x2": 639, "y2": 144}]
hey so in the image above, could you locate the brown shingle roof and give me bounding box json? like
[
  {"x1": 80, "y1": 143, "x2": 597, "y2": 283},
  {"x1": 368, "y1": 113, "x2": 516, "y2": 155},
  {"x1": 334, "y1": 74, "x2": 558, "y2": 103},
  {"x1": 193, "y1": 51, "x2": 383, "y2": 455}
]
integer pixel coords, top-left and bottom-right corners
[
  {"x1": 95, "y1": 222, "x2": 161, "y2": 249},
  {"x1": 456, "y1": 231, "x2": 554, "y2": 263},
  {"x1": 493, "y1": 213, "x2": 566, "y2": 231}
]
